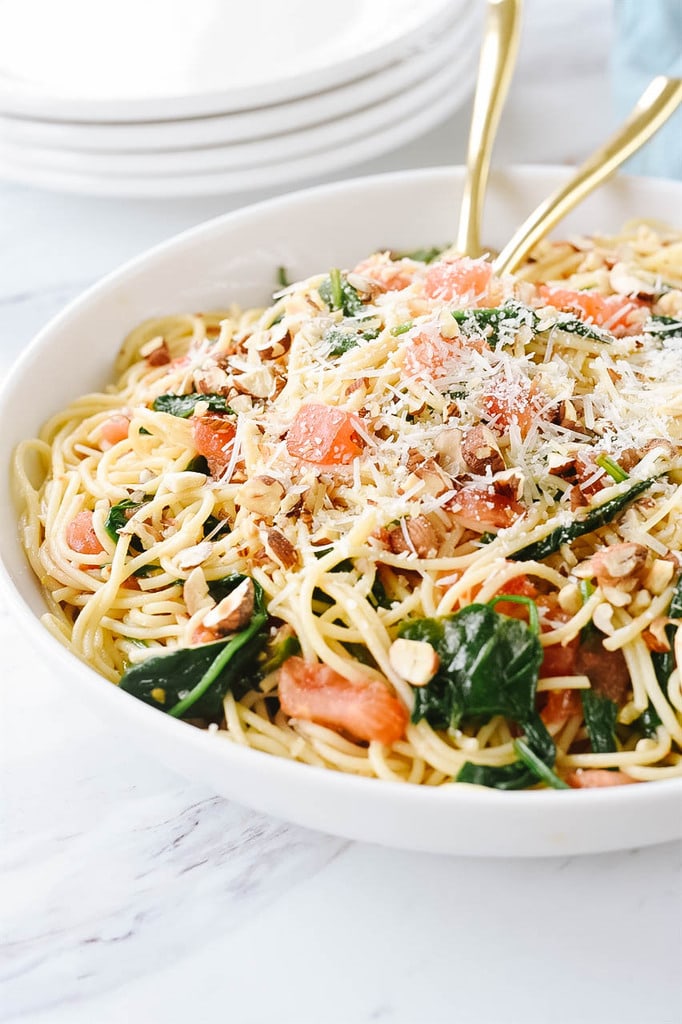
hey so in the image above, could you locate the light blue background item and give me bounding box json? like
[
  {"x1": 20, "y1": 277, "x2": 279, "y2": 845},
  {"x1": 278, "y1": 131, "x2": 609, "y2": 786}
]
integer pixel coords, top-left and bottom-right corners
[{"x1": 613, "y1": 0, "x2": 682, "y2": 180}]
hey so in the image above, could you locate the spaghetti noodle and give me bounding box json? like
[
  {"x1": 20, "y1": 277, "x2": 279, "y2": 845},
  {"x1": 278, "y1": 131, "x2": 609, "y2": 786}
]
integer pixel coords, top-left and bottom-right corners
[{"x1": 15, "y1": 219, "x2": 682, "y2": 789}]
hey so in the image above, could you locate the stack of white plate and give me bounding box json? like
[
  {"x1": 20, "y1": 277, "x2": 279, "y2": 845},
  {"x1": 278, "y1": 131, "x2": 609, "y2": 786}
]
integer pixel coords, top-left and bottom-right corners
[{"x1": 0, "y1": 0, "x2": 481, "y2": 198}]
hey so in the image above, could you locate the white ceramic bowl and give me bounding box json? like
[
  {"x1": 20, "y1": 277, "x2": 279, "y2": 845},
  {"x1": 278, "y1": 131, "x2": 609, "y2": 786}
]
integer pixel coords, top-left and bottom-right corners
[{"x1": 1, "y1": 166, "x2": 681, "y2": 856}]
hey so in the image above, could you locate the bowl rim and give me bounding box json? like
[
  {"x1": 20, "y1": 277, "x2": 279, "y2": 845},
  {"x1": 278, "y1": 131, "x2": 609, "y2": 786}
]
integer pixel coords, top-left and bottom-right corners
[{"x1": 1, "y1": 163, "x2": 680, "y2": 835}]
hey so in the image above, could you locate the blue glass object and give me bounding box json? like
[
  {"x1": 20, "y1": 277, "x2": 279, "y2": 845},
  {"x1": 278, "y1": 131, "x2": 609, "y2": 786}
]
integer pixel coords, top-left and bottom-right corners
[{"x1": 613, "y1": 0, "x2": 682, "y2": 180}]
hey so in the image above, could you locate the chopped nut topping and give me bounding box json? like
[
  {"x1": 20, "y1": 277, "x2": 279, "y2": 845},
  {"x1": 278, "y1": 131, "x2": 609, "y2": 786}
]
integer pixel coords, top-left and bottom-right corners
[
  {"x1": 176, "y1": 541, "x2": 213, "y2": 571},
  {"x1": 492, "y1": 468, "x2": 524, "y2": 500},
  {"x1": 642, "y1": 617, "x2": 671, "y2": 653},
  {"x1": 609, "y1": 262, "x2": 657, "y2": 298},
  {"x1": 557, "y1": 399, "x2": 582, "y2": 432},
  {"x1": 461, "y1": 424, "x2": 505, "y2": 474},
  {"x1": 388, "y1": 516, "x2": 441, "y2": 558},
  {"x1": 201, "y1": 577, "x2": 254, "y2": 634},
  {"x1": 558, "y1": 582, "x2": 582, "y2": 615},
  {"x1": 547, "y1": 452, "x2": 577, "y2": 478},
  {"x1": 195, "y1": 364, "x2": 231, "y2": 396},
  {"x1": 264, "y1": 527, "x2": 299, "y2": 569},
  {"x1": 183, "y1": 566, "x2": 211, "y2": 617},
  {"x1": 433, "y1": 427, "x2": 464, "y2": 476},
  {"x1": 643, "y1": 558, "x2": 675, "y2": 596},
  {"x1": 236, "y1": 475, "x2": 285, "y2": 517},
  {"x1": 233, "y1": 365, "x2": 276, "y2": 398},
  {"x1": 389, "y1": 638, "x2": 440, "y2": 686}
]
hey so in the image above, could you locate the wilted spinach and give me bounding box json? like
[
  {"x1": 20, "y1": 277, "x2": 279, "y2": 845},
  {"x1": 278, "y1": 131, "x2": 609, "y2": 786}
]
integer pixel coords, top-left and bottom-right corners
[
  {"x1": 651, "y1": 573, "x2": 682, "y2": 688},
  {"x1": 511, "y1": 478, "x2": 654, "y2": 562},
  {"x1": 399, "y1": 603, "x2": 543, "y2": 729},
  {"x1": 152, "y1": 393, "x2": 234, "y2": 418},
  {"x1": 581, "y1": 689, "x2": 618, "y2": 753},
  {"x1": 119, "y1": 576, "x2": 267, "y2": 721},
  {"x1": 318, "y1": 269, "x2": 364, "y2": 316},
  {"x1": 105, "y1": 497, "x2": 148, "y2": 550}
]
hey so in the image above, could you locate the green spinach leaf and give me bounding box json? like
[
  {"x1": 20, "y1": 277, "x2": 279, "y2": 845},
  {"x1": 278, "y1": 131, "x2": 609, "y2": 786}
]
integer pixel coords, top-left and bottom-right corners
[
  {"x1": 185, "y1": 454, "x2": 210, "y2": 474},
  {"x1": 634, "y1": 702, "x2": 662, "y2": 738},
  {"x1": 400, "y1": 603, "x2": 543, "y2": 729},
  {"x1": 105, "y1": 498, "x2": 147, "y2": 550},
  {"x1": 321, "y1": 323, "x2": 380, "y2": 358},
  {"x1": 119, "y1": 577, "x2": 267, "y2": 721},
  {"x1": 457, "y1": 714, "x2": 559, "y2": 790},
  {"x1": 511, "y1": 478, "x2": 654, "y2": 562},
  {"x1": 203, "y1": 514, "x2": 231, "y2": 539},
  {"x1": 645, "y1": 315, "x2": 682, "y2": 339},
  {"x1": 152, "y1": 393, "x2": 234, "y2": 418},
  {"x1": 651, "y1": 573, "x2": 682, "y2": 687},
  {"x1": 318, "y1": 270, "x2": 364, "y2": 317},
  {"x1": 581, "y1": 689, "x2": 618, "y2": 753}
]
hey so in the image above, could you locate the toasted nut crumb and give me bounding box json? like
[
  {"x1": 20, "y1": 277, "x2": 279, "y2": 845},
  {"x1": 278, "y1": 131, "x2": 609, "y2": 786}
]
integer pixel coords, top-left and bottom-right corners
[
  {"x1": 643, "y1": 558, "x2": 675, "y2": 595},
  {"x1": 233, "y1": 366, "x2": 275, "y2": 398},
  {"x1": 389, "y1": 638, "x2": 440, "y2": 686},
  {"x1": 492, "y1": 468, "x2": 524, "y2": 500},
  {"x1": 461, "y1": 424, "x2": 505, "y2": 474},
  {"x1": 388, "y1": 516, "x2": 441, "y2": 558},
  {"x1": 183, "y1": 566, "x2": 211, "y2": 617},
  {"x1": 433, "y1": 427, "x2": 463, "y2": 475},
  {"x1": 236, "y1": 475, "x2": 285, "y2": 517},
  {"x1": 176, "y1": 541, "x2": 213, "y2": 571},
  {"x1": 265, "y1": 527, "x2": 299, "y2": 569},
  {"x1": 558, "y1": 399, "x2": 582, "y2": 431},
  {"x1": 195, "y1": 364, "x2": 231, "y2": 395},
  {"x1": 201, "y1": 578, "x2": 254, "y2": 634},
  {"x1": 643, "y1": 617, "x2": 671, "y2": 653},
  {"x1": 595, "y1": 542, "x2": 648, "y2": 585},
  {"x1": 609, "y1": 262, "x2": 657, "y2": 298},
  {"x1": 547, "y1": 451, "x2": 577, "y2": 478}
]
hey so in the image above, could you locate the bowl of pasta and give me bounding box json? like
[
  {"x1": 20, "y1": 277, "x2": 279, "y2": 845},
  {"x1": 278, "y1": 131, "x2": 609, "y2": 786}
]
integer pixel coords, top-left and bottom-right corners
[{"x1": 1, "y1": 165, "x2": 681, "y2": 856}]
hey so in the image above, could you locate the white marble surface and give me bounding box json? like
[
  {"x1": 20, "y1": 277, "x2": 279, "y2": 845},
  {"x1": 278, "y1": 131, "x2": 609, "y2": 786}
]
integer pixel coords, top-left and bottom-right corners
[{"x1": 1, "y1": 2, "x2": 681, "y2": 1022}]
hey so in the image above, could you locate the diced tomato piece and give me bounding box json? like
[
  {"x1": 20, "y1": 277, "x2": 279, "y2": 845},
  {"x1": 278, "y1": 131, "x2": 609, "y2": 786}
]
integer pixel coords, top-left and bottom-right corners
[
  {"x1": 100, "y1": 415, "x2": 130, "y2": 446},
  {"x1": 352, "y1": 255, "x2": 413, "y2": 292},
  {"x1": 482, "y1": 377, "x2": 541, "y2": 437},
  {"x1": 66, "y1": 510, "x2": 104, "y2": 555},
  {"x1": 424, "y1": 257, "x2": 493, "y2": 305},
  {"x1": 540, "y1": 687, "x2": 583, "y2": 724},
  {"x1": 278, "y1": 656, "x2": 408, "y2": 746},
  {"x1": 540, "y1": 635, "x2": 580, "y2": 679},
  {"x1": 402, "y1": 330, "x2": 486, "y2": 379},
  {"x1": 492, "y1": 575, "x2": 539, "y2": 620},
  {"x1": 449, "y1": 487, "x2": 524, "y2": 532},
  {"x1": 565, "y1": 769, "x2": 636, "y2": 788},
  {"x1": 192, "y1": 414, "x2": 236, "y2": 477},
  {"x1": 286, "y1": 403, "x2": 364, "y2": 466},
  {"x1": 498, "y1": 575, "x2": 539, "y2": 598},
  {"x1": 575, "y1": 633, "x2": 630, "y2": 705},
  {"x1": 538, "y1": 286, "x2": 645, "y2": 336}
]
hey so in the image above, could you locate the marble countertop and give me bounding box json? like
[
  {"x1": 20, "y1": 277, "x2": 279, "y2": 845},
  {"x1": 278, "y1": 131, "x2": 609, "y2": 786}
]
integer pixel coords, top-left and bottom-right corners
[{"x1": 1, "y1": 2, "x2": 681, "y2": 1021}]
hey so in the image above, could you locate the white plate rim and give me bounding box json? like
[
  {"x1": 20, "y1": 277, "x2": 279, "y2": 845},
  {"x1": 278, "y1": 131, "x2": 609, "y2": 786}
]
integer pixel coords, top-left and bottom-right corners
[
  {"x1": 0, "y1": 48, "x2": 478, "y2": 176},
  {"x1": 0, "y1": 0, "x2": 461, "y2": 122},
  {"x1": 0, "y1": 5, "x2": 481, "y2": 152},
  {"x1": 0, "y1": 55, "x2": 478, "y2": 197},
  {"x1": 1, "y1": 165, "x2": 680, "y2": 857}
]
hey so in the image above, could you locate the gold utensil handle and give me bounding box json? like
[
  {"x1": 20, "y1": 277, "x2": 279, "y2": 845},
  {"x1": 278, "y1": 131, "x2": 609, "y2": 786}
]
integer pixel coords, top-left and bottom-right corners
[
  {"x1": 493, "y1": 75, "x2": 682, "y2": 276},
  {"x1": 456, "y1": 0, "x2": 523, "y2": 258}
]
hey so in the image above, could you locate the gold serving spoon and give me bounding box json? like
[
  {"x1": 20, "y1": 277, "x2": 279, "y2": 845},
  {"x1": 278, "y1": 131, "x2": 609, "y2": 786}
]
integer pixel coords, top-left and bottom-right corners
[
  {"x1": 493, "y1": 75, "x2": 682, "y2": 275},
  {"x1": 456, "y1": 0, "x2": 523, "y2": 258}
]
